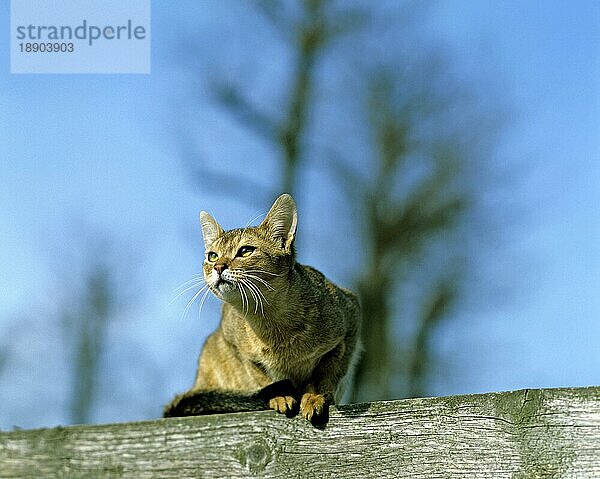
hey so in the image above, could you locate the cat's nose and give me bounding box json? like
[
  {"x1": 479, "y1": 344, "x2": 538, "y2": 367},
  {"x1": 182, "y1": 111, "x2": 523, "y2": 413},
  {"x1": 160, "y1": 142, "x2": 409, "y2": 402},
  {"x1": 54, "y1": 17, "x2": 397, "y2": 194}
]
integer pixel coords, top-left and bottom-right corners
[{"x1": 214, "y1": 263, "x2": 228, "y2": 274}]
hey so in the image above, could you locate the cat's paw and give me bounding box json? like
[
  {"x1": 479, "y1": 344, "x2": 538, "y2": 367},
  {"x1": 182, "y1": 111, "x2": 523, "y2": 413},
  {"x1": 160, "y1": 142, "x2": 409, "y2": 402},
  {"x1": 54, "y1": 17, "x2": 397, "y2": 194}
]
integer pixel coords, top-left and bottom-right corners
[
  {"x1": 300, "y1": 392, "x2": 330, "y2": 426},
  {"x1": 268, "y1": 395, "x2": 298, "y2": 417}
]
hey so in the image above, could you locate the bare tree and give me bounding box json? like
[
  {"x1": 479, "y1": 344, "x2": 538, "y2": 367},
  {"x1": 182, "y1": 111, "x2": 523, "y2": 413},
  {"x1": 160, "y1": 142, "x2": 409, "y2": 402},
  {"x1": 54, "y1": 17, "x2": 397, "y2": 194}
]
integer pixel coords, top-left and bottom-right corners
[
  {"x1": 338, "y1": 64, "x2": 499, "y2": 401},
  {"x1": 61, "y1": 263, "x2": 116, "y2": 424},
  {"x1": 54, "y1": 232, "x2": 136, "y2": 425}
]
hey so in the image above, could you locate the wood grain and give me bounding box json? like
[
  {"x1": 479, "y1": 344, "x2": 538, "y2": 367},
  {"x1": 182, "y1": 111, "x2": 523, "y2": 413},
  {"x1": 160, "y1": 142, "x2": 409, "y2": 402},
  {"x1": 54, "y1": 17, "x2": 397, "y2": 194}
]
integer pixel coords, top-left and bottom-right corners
[{"x1": 1, "y1": 387, "x2": 599, "y2": 478}]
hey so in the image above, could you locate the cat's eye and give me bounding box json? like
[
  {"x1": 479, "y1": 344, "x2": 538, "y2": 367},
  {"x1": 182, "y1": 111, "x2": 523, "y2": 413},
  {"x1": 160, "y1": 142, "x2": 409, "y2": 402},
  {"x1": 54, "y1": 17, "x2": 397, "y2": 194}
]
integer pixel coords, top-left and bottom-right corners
[
  {"x1": 207, "y1": 252, "x2": 218, "y2": 262},
  {"x1": 237, "y1": 246, "x2": 256, "y2": 258}
]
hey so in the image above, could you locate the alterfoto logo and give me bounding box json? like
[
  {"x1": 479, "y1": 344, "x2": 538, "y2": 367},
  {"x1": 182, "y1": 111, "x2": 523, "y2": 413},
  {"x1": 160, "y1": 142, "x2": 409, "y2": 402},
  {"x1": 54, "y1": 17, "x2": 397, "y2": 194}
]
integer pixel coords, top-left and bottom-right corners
[{"x1": 11, "y1": 0, "x2": 151, "y2": 74}]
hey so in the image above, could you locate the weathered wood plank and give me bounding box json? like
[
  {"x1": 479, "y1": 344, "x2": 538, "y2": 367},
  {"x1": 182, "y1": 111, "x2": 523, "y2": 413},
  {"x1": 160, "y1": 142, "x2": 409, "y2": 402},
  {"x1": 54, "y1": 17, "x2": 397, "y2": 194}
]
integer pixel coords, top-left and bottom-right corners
[{"x1": 1, "y1": 387, "x2": 599, "y2": 478}]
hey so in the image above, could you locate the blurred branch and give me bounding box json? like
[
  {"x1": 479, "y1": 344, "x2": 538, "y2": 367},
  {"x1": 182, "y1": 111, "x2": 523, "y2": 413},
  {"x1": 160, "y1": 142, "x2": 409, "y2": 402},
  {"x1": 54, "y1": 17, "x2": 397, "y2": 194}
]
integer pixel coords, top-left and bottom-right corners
[
  {"x1": 379, "y1": 167, "x2": 468, "y2": 262},
  {"x1": 324, "y1": 9, "x2": 370, "y2": 39},
  {"x1": 321, "y1": 148, "x2": 366, "y2": 200},
  {"x1": 0, "y1": 347, "x2": 7, "y2": 378},
  {"x1": 254, "y1": 0, "x2": 295, "y2": 42},
  {"x1": 63, "y1": 264, "x2": 115, "y2": 425},
  {"x1": 53, "y1": 234, "x2": 136, "y2": 426},
  {"x1": 406, "y1": 277, "x2": 457, "y2": 398},
  {"x1": 211, "y1": 82, "x2": 278, "y2": 143},
  {"x1": 354, "y1": 268, "x2": 394, "y2": 400},
  {"x1": 276, "y1": 0, "x2": 329, "y2": 194},
  {"x1": 183, "y1": 141, "x2": 275, "y2": 207},
  {"x1": 191, "y1": 165, "x2": 275, "y2": 208}
]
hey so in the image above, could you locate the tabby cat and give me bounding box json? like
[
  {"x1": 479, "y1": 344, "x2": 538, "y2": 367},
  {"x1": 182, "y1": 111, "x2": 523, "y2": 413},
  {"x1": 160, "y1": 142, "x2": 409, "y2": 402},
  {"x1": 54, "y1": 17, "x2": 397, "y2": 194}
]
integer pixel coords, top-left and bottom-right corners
[{"x1": 164, "y1": 194, "x2": 361, "y2": 425}]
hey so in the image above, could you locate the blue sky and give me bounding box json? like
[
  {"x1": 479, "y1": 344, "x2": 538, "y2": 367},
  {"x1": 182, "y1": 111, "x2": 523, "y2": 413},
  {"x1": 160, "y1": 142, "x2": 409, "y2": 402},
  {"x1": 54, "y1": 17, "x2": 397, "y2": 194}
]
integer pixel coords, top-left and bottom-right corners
[{"x1": 0, "y1": 1, "x2": 598, "y2": 429}]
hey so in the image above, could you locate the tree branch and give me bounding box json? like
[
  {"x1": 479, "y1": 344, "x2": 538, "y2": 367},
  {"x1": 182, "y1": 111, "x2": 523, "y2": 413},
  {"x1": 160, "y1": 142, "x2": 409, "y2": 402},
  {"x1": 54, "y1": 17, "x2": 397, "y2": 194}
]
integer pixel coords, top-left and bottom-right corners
[
  {"x1": 186, "y1": 160, "x2": 275, "y2": 208},
  {"x1": 406, "y1": 276, "x2": 458, "y2": 398},
  {"x1": 254, "y1": 0, "x2": 295, "y2": 42},
  {"x1": 211, "y1": 82, "x2": 279, "y2": 144}
]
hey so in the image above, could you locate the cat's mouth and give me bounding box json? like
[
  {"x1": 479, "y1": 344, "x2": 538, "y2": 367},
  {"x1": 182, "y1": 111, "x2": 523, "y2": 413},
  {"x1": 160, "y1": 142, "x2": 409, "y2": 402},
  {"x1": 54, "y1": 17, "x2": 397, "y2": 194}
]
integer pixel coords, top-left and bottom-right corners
[{"x1": 214, "y1": 278, "x2": 236, "y2": 295}]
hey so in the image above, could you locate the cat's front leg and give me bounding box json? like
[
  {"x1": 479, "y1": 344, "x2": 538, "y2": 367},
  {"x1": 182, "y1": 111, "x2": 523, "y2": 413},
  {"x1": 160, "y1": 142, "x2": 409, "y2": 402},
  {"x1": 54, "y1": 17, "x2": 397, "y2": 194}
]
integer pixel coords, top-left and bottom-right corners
[
  {"x1": 300, "y1": 386, "x2": 333, "y2": 425},
  {"x1": 268, "y1": 395, "x2": 298, "y2": 416},
  {"x1": 256, "y1": 379, "x2": 299, "y2": 417},
  {"x1": 300, "y1": 341, "x2": 350, "y2": 426}
]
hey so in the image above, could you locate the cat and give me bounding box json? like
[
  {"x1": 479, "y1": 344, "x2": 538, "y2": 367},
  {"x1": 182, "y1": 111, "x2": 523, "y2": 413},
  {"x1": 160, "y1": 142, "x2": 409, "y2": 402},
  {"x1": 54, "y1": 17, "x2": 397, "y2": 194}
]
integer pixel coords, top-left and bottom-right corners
[{"x1": 164, "y1": 193, "x2": 361, "y2": 425}]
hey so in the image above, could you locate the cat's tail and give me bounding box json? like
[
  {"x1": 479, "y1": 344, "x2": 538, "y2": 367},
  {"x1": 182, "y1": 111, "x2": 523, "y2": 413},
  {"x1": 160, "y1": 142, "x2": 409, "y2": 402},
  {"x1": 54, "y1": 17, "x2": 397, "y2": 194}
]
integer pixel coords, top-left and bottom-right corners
[{"x1": 163, "y1": 379, "x2": 297, "y2": 418}]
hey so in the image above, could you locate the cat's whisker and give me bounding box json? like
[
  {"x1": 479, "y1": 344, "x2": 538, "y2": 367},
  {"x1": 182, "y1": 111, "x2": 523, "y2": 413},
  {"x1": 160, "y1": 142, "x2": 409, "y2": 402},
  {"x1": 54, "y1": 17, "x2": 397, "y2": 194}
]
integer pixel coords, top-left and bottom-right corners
[
  {"x1": 182, "y1": 284, "x2": 210, "y2": 320},
  {"x1": 241, "y1": 279, "x2": 260, "y2": 315},
  {"x1": 171, "y1": 275, "x2": 204, "y2": 293},
  {"x1": 170, "y1": 281, "x2": 206, "y2": 304},
  {"x1": 248, "y1": 279, "x2": 266, "y2": 316},
  {"x1": 241, "y1": 278, "x2": 268, "y2": 317},
  {"x1": 184, "y1": 285, "x2": 208, "y2": 314},
  {"x1": 179, "y1": 273, "x2": 204, "y2": 281},
  {"x1": 240, "y1": 278, "x2": 260, "y2": 315},
  {"x1": 236, "y1": 281, "x2": 249, "y2": 318},
  {"x1": 243, "y1": 210, "x2": 267, "y2": 229},
  {"x1": 197, "y1": 286, "x2": 212, "y2": 319},
  {"x1": 171, "y1": 275, "x2": 205, "y2": 293},
  {"x1": 232, "y1": 269, "x2": 269, "y2": 314},
  {"x1": 244, "y1": 273, "x2": 275, "y2": 291},
  {"x1": 244, "y1": 277, "x2": 269, "y2": 305},
  {"x1": 244, "y1": 269, "x2": 283, "y2": 277}
]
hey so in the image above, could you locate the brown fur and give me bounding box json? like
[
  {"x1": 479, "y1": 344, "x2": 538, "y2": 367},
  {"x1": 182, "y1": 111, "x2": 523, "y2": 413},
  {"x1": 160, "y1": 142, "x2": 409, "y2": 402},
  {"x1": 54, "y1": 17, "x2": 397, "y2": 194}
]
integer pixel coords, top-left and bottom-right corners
[{"x1": 166, "y1": 194, "x2": 361, "y2": 424}]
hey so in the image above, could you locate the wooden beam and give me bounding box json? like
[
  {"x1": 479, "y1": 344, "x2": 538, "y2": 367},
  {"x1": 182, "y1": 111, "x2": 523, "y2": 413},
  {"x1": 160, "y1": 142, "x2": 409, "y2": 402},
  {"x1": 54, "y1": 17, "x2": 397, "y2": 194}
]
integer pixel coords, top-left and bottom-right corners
[{"x1": 1, "y1": 387, "x2": 599, "y2": 478}]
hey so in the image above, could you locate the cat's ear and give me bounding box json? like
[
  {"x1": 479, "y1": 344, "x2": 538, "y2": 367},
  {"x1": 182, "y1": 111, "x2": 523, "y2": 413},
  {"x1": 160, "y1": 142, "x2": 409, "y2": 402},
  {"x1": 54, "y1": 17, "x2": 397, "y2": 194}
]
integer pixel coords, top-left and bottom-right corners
[
  {"x1": 261, "y1": 194, "x2": 297, "y2": 252},
  {"x1": 200, "y1": 211, "x2": 224, "y2": 249}
]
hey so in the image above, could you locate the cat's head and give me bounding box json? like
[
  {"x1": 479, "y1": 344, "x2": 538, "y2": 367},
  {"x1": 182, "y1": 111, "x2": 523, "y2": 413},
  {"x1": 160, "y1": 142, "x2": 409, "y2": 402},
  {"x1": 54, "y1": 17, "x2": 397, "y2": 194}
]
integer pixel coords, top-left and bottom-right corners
[{"x1": 199, "y1": 194, "x2": 297, "y2": 312}]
